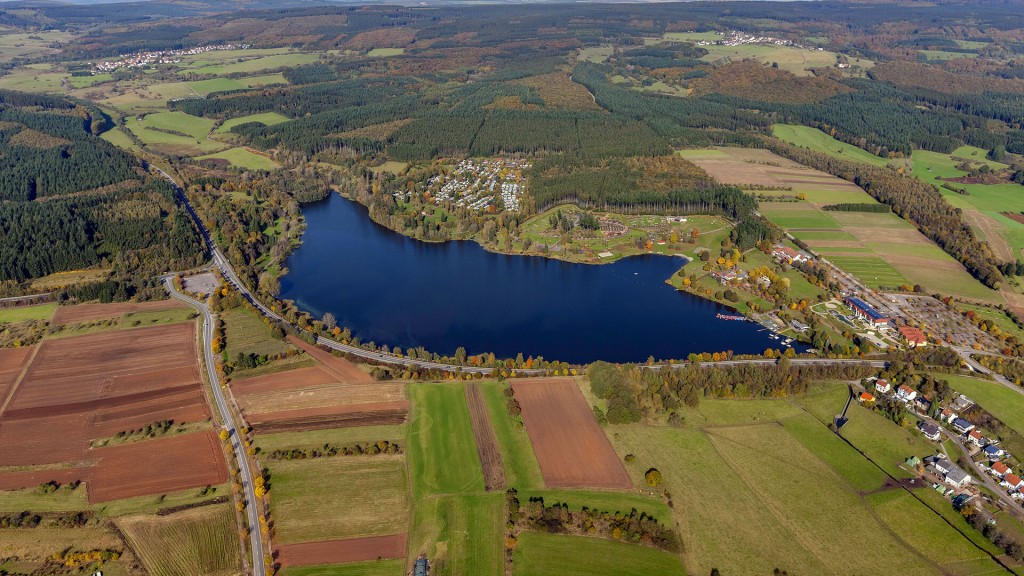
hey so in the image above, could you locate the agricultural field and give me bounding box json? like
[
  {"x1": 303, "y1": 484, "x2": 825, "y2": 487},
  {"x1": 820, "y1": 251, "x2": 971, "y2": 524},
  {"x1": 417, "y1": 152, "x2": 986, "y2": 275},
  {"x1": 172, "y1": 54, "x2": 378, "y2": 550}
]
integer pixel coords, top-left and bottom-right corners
[
  {"x1": 699, "y1": 43, "x2": 839, "y2": 76},
  {"x1": 478, "y1": 381, "x2": 544, "y2": 490},
  {"x1": 407, "y1": 382, "x2": 485, "y2": 497},
  {"x1": 578, "y1": 45, "x2": 614, "y2": 63},
  {"x1": 408, "y1": 493, "x2": 505, "y2": 576},
  {"x1": 366, "y1": 48, "x2": 404, "y2": 57},
  {"x1": 116, "y1": 503, "x2": 241, "y2": 576},
  {"x1": 124, "y1": 112, "x2": 228, "y2": 156},
  {"x1": 772, "y1": 124, "x2": 895, "y2": 168},
  {"x1": 941, "y1": 373, "x2": 1024, "y2": 436},
  {"x1": 0, "y1": 302, "x2": 56, "y2": 323},
  {"x1": 223, "y1": 307, "x2": 291, "y2": 358},
  {"x1": 683, "y1": 147, "x2": 998, "y2": 299},
  {"x1": 51, "y1": 298, "x2": 189, "y2": 325},
  {"x1": 197, "y1": 147, "x2": 281, "y2": 170},
  {"x1": 279, "y1": 561, "x2": 405, "y2": 576},
  {"x1": 512, "y1": 532, "x2": 685, "y2": 576},
  {"x1": 511, "y1": 377, "x2": 630, "y2": 490},
  {"x1": 183, "y1": 51, "x2": 320, "y2": 75},
  {"x1": 216, "y1": 111, "x2": 291, "y2": 133},
  {"x1": 268, "y1": 455, "x2": 409, "y2": 544},
  {"x1": 278, "y1": 535, "x2": 407, "y2": 568},
  {"x1": 919, "y1": 50, "x2": 978, "y2": 61},
  {"x1": 0, "y1": 29, "x2": 72, "y2": 62},
  {"x1": 604, "y1": 383, "x2": 991, "y2": 576}
]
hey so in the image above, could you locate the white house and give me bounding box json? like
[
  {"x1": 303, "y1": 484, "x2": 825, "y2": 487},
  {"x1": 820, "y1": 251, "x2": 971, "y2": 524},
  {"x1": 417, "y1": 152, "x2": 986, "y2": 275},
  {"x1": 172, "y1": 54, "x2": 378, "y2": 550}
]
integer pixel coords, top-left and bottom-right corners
[
  {"x1": 874, "y1": 378, "x2": 892, "y2": 394},
  {"x1": 896, "y1": 385, "x2": 917, "y2": 403}
]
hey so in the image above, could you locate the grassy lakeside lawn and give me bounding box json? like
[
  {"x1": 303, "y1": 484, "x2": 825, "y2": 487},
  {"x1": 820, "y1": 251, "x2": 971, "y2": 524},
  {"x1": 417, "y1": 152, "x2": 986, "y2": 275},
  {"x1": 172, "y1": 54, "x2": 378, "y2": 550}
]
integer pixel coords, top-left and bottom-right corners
[
  {"x1": 407, "y1": 383, "x2": 484, "y2": 497},
  {"x1": 268, "y1": 455, "x2": 409, "y2": 544},
  {"x1": 279, "y1": 560, "x2": 405, "y2": 576},
  {"x1": 197, "y1": 147, "x2": 280, "y2": 170},
  {"x1": 216, "y1": 111, "x2": 291, "y2": 133},
  {"x1": 478, "y1": 381, "x2": 544, "y2": 490},
  {"x1": 0, "y1": 302, "x2": 56, "y2": 323},
  {"x1": 409, "y1": 493, "x2": 504, "y2": 576},
  {"x1": 511, "y1": 532, "x2": 685, "y2": 576},
  {"x1": 222, "y1": 306, "x2": 290, "y2": 358},
  {"x1": 773, "y1": 124, "x2": 893, "y2": 168}
]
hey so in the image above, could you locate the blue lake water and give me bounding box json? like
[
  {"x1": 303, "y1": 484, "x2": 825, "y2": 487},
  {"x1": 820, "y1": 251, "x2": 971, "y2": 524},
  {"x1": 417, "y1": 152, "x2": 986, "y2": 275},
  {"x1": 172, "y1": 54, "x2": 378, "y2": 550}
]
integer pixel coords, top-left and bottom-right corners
[{"x1": 280, "y1": 194, "x2": 792, "y2": 363}]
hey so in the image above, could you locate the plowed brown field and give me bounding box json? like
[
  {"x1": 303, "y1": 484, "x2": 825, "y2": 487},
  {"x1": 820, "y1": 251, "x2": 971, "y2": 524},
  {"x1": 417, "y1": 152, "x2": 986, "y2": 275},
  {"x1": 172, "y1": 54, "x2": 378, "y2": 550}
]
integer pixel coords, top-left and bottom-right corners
[
  {"x1": 276, "y1": 534, "x2": 408, "y2": 566},
  {"x1": 511, "y1": 378, "x2": 631, "y2": 490},
  {"x1": 247, "y1": 401, "x2": 409, "y2": 433},
  {"x1": 0, "y1": 320, "x2": 222, "y2": 503},
  {"x1": 87, "y1": 431, "x2": 227, "y2": 503},
  {"x1": 465, "y1": 383, "x2": 505, "y2": 491},
  {"x1": 0, "y1": 346, "x2": 34, "y2": 407},
  {"x1": 231, "y1": 366, "x2": 336, "y2": 395},
  {"x1": 238, "y1": 380, "x2": 406, "y2": 415},
  {"x1": 51, "y1": 299, "x2": 186, "y2": 325}
]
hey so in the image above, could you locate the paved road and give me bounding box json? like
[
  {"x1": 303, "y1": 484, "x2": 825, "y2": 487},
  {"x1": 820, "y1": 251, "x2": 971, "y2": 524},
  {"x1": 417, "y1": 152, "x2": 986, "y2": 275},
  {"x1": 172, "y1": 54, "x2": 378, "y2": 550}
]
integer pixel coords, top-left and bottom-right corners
[
  {"x1": 654, "y1": 358, "x2": 888, "y2": 369},
  {"x1": 164, "y1": 277, "x2": 265, "y2": 576},
  {"x1": 938, "y1": 425, "x2": 1024, "y2": 518}
]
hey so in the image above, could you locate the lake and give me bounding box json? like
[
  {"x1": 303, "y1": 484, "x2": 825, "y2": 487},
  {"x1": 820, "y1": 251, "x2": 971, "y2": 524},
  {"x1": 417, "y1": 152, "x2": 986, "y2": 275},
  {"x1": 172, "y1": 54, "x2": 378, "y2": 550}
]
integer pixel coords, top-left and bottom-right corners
[{"x1": 280, "y1": 194, "x2": 794, "y2": 364}]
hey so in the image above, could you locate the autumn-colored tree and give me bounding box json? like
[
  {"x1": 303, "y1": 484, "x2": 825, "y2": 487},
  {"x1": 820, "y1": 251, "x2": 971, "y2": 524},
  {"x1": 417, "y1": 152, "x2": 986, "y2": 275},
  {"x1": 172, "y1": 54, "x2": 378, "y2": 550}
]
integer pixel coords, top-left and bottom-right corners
[{"x1": 645, "y1": 468, "x2": 663, "y2": 487}]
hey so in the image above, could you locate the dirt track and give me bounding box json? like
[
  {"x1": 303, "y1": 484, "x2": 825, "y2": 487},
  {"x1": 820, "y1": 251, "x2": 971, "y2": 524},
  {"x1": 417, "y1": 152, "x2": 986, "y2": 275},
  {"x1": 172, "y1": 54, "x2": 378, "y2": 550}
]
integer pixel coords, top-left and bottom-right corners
[
  {"x1": 276, "y1": 534, "x2": 408, "y2": 566},
  {"x1": 512, "y1": 378, "x2": 631, "y2": 490},
  {"x1": 465, "y1": 383, "x2": 506, "y2": 491}
]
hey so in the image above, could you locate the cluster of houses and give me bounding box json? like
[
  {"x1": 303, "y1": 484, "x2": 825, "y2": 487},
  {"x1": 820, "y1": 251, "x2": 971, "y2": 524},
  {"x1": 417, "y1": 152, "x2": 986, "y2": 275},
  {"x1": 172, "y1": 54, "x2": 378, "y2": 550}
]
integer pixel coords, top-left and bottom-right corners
[
  {"x1": 422, "y1": 159, "x2": 528, "y2": 212},
  {"x1": 692, "y1": 30, "x2": 823, "y2": 51},
  {"x1": 93, "y1": 44, "x2": 253, "y2": 73}
]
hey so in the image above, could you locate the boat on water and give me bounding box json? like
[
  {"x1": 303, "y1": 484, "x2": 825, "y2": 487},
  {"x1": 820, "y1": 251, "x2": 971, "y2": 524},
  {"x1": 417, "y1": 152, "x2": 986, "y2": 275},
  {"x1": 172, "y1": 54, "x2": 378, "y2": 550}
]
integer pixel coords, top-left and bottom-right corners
[{"x1": 716, "y1": 313, "x2": 747, "y2": 321}]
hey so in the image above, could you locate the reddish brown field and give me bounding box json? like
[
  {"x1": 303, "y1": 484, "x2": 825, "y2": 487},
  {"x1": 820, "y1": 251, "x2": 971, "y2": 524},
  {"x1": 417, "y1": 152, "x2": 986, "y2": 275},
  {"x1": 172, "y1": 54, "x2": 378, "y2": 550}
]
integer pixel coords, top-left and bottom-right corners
[
  {"x1": 51, "y1": 299, "x2": 186, "y2": 325},
  {"x1": 247, "y1": 401, "x2": 408, "y2": 433},
  {"x1": 10, "y1": 323, "x2": 199, "y2": 410},
  {"x1": 231, "y1": 366, "x2": 336, "y2": 395},
  {"x1": 0, "y1": 322, "x2": 222, "y2": 503},
  {"x1": 511, "y1": 378, "x2": 631, "y2": 490},
  {"x1": 0, "y1": 346, "x2": 34, "y2": 407},
  {"x1": 87, "y1": 431, "x2": 227, "y2": 503},
  {"x1": 465, "y1": 383, "x2": 505, "y2": 491},
  {"x1": 276, "y1": 534, "x2": 408, "y2": 567},
  {"x1": 286, "y1": 336, "x2": 373, "y2": 383}
]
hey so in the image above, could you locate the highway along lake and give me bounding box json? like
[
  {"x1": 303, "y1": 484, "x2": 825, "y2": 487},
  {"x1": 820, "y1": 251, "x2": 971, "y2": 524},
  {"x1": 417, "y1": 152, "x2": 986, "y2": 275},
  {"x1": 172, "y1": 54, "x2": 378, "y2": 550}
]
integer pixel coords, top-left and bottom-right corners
[{"x1": 280, "y1": 194, "x2": 794, "y2": 364}]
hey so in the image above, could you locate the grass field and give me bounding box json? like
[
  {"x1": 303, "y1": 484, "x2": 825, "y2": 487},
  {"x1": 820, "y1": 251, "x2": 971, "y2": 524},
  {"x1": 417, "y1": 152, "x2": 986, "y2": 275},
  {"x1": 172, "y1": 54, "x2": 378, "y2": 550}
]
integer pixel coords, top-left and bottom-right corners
[
  {"x1": 216, "y1": 112, "x2": 291, "y2": 133},
  {"x1": 0, "y1": 525, "x2": 129, "y2": 574},
  {"x1": 478, "y1": 381, "x2": 543, "y2": 490},
  {"x1": 0, "y1": 483, "x2": 231, "y2": 517},
  {"x1": 222, "y1": 307, "x2": 290, "y2": 358},
  {"x1": 269, "y1": 455, "x2": 409, "y2": 544},
  {"x1": 100, "y1": 127, "x2": 143, "y2": 153},
  {"x1": 827, "y1": 255, "x2": 909, "y2": 287},
  {"x1": 366, "y1": 48, "x2": 404, "y2": 57},
  {"x1": 407, "y1": 383, "x2": 484, "y2": 497},
  {"x1": 279, "y1": 560, "x2": 405, "y2": 576},
  {"x1": 511, "y1": 532, "x2": 685, "y2": 576},
  {"x1": 758, "y1": 205, "x2": 840, "y2": 230},
  {"x1": 773, "y1": 124, "x2": 893, "y2": 168},
  {"x1": 663, "y1": 31, "x2": 722, "y2": 42},
  {"x1": 124, "y1": 113, "x2": 227, "y2": 156},
  {"x1": 919, "y1": 50, "x2": 978, "y2": 61},
  {"x1": 197, "y1": 147, "x2": 280, "y2": 170},
  {"x1": 409, "y1": 493, "x2": 504, "y2": 576},
  {"x1": 116, "y1": 504, "x2": 240, "y2": 576},
  {"x1": 700, "y1": 43, "x2": 838, "y2": 76},
  {"x1": 578, "y1": 45, "x2": 614, "y2": 63},
  {"x1": 0, "y1": 303, "x2": 56, "y2": 323},
  {"x1": 186, "y1": 52, "x2": 320, "y2": 75},
  {"x1": 136, "y1": 111, "x2": 217, "y2": 140}
]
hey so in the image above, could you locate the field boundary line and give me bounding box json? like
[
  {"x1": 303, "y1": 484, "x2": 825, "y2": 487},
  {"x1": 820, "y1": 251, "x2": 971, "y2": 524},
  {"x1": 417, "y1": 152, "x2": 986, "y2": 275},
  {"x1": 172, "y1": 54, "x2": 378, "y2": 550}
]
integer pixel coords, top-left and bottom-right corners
[{"x1": 0, "y1": 343, "x2": 41, "y2": 417}]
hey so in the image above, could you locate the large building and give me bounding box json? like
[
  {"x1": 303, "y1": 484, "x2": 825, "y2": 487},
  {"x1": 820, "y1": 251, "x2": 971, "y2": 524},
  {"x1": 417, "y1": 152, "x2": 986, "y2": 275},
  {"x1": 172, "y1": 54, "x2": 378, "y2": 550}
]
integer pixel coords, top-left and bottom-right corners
[
  {"x1": 899, "y1": 325, "x2": 928, "y2": 347},
  {"x1": 844, "y1": 296, "x2": 889, "y2": 326}
]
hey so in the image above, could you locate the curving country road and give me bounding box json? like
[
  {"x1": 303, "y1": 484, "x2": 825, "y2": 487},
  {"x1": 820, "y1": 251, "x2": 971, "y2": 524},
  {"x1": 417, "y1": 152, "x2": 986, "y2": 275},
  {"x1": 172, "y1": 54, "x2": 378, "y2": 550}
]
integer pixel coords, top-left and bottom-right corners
[{"x1": 164, "y1": 276, "x2": 266, "y2": 576}]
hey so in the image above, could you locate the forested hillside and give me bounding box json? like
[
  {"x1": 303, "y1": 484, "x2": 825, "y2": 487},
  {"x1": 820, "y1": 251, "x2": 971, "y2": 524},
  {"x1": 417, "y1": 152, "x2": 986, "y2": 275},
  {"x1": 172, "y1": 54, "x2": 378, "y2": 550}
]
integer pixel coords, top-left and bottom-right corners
[{"x1": 0, "y1": 90, "x2": 202, "y2": 293}]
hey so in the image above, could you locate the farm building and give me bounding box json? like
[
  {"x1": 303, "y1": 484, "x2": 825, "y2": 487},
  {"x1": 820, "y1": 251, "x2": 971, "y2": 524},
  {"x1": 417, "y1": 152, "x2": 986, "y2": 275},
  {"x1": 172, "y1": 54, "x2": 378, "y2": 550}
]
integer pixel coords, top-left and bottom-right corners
[
  {"x1": 952, "y1": 418, "x2": 975, "y2": 434},
  {"x1": 899, "y1": 325, "x2": 928, "y2": 347},
  {"x1": 918, "y1": 422, "x2": 941, "y2": 442},
  {"x1": 844, "y1": 296, "x2": 889, "y2": 326}
]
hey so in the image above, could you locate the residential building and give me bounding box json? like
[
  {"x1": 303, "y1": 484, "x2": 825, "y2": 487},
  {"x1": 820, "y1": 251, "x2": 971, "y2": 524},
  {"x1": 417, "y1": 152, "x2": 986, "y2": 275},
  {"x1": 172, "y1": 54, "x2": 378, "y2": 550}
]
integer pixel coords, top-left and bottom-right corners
[
  {"x1": 859, "y1": 391, "x2": 875, "y2": 403},
  {"x1": 915, "y1": 396, "x2": 932, "y2": 413},
  {"x1": 967, "y1": 429, "x2": 984, "y2": 447},
  {"x1": 945, "y1": 466, "x2": 972, "y2": 488},
  {"x1": 874, "y1": 378, "x2": 892, "y2": 394},
  {"x1": 952, "y1": 395, "x2": 975, "y2": 412},
  {"x1": 952, "y1": 418, "x2": 975, "y2": 434},
  {"x1": 992, "y1": 461, "x2": 1011, "y2": 479},
  {"x1": 844, "y1": 296, "x2": 889, "y2": 326},
  {"x1": 1003, "y1": 473, "x2": 1024, "y2": 491},
  {"x1": 984, "y1": 444, "x2": 1005, "y2": 460},
  {"x1": 896, "y1": 385, "x2": 917, "y2": 402},
  {"x1": 918, "y1": 422, "x2": 941, "y2": 441},
  {"x1": 939, "y1": 408, "x2": 956, "y2": 423},
  {"x1": 771, "y1": 244, "x2": 810, "y2": 265}
]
